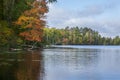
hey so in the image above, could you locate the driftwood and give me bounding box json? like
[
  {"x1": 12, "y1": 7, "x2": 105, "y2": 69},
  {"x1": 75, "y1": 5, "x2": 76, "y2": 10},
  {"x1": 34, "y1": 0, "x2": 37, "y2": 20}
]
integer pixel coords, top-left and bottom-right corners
[
  {"x1": 9, "y1": 48, "x2": 22, "y2": 51},
  {"x1": 22, "y1": 45, "x2": 40, "y2": 51}
]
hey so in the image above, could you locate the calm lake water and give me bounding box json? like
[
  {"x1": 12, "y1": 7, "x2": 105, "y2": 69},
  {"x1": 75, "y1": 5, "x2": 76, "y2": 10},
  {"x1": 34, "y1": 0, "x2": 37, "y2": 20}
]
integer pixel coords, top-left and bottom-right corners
[{"x1": 0, "y1": 46, "x2": 120, "y2": 80}]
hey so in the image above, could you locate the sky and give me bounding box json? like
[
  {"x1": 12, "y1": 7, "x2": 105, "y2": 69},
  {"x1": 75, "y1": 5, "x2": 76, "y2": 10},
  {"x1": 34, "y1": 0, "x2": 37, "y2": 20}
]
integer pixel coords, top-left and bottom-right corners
[{"x1": 46, "y1": 0, "x2": 120, "y2": 37}]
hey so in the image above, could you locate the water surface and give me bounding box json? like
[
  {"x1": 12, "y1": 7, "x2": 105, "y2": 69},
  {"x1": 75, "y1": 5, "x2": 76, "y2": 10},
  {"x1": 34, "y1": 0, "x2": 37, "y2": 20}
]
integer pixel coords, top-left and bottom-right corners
[{"x1": 0, "y1": 46, "x2": 120, "y2": 80}]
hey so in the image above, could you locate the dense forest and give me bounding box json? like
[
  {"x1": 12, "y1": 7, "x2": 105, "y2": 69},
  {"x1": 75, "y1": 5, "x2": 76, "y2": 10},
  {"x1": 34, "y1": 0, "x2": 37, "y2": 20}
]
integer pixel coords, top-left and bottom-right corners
[
  {"x1": 0, "y1": 0, "x2": 120, "y2": 50},
  {"x1": 43, "y1": 27, "x2": 120, "y2": 45},
  {"x1": 0, "y1": 0, "x2": 56, "y2": 49}
]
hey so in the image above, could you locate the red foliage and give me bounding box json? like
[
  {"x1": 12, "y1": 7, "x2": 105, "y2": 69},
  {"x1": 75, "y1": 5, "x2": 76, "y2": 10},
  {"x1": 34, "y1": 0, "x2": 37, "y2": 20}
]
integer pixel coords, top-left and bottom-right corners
[{"x1": 15, "y1": 0, "x2": 48, "y2": 42}]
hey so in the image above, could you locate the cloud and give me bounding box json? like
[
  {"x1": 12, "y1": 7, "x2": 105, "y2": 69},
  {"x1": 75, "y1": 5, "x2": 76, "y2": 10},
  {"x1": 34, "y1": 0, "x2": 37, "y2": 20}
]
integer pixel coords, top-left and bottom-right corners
[
  {"x1": 77, "y1": 6, "x2": 107, "y2": 17},
  {"x1": 63, "y1": 17, "x2": 120, "y2": 37},
  {"x1": 46, "y1": 1, "x2": 120, "y2": 37},
  {"x1": 77, "y1": 0, "x2": 119, "y2": 17}
]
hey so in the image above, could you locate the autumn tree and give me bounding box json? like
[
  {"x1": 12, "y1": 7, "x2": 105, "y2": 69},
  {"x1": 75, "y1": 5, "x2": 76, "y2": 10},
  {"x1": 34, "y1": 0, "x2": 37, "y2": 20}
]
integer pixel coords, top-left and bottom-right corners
[{"x1": 15, "y1": 0, "x2": 56, "y2": 46}]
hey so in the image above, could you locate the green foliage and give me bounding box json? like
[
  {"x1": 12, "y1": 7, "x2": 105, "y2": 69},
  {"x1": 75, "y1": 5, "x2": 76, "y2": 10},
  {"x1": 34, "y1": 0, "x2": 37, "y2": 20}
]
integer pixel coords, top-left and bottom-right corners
[
  {"x1": 113, "y1": 36, "x2": 120, "y2": 45},
  {"x1": 0, "y1": 0, "x2": 3, "y2": 19},
  {"x1": 0, "y1": 20, "x2": 13, "y2": 47},
  {"x1": 47, "y1": 0, "x2": 57, "y2": 3},
  {"x1": 1, "y1": 0, "x2": 34, "y2": 41},
  {"x1": 0, "y1": 0, "x2": 57, "y2": 49},
  {"x1": 3, "y1": 0, "x2": 33, "y2": 22},
  {"x1": 43, "y1": 26, "x2": 120, "y2": 45}
]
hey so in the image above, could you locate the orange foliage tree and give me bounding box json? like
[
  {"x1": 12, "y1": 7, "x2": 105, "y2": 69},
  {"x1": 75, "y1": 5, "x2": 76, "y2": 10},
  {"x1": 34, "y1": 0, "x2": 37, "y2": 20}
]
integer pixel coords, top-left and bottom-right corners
[{"x1": 15, "y1": 0, "x2": 48, "y2": 42}]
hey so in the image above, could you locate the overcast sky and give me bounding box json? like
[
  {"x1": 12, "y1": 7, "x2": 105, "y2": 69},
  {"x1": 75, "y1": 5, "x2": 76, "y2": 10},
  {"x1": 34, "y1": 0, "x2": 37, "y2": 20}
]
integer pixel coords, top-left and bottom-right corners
[{"x1": 46, "y1": 0, "x2": 120, "y2": 37}]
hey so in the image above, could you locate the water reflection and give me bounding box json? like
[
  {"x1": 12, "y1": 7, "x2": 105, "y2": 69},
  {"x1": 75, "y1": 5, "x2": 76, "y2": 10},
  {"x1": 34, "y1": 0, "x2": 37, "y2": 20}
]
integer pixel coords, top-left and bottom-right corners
[
  {"x1": 0, "y1": 50, "x2": 43, "y2": 80},
  {"x1": 42, "y1": 48, "x2": 120, "y2": 80},
  {"x1": 1, "y1": 46, "x2": 120, "y2": 80},
  {"x1": 42, "y1": 48, "x2": 100, "y2": 80}
]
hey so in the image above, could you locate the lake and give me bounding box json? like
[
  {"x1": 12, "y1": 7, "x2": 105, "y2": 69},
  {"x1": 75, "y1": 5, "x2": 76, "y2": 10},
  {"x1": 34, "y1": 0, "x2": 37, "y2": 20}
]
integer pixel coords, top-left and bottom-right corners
[{"x1": 0, "y1": 45, "x2": 120, "y2": 80}]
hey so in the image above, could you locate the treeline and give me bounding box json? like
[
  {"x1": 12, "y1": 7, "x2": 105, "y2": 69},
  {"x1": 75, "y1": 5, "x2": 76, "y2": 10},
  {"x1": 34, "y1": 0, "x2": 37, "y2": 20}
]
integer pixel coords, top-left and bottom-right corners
[{"x1": 43, "y1": 27, "x2": 120, "y2": 45}]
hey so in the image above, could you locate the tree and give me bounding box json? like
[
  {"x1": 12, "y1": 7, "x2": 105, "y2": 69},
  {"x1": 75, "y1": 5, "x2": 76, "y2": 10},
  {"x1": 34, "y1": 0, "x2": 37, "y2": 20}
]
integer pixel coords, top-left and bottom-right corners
[
  {"x1": 0, "y1": 20, "x2": 14, "y2": 47},
  {"x1": 113, "y1": 36, "x2": 120, "y2": 45},
  {"x1": 0, "y1": 0, "x2": 3, "y2": 19},
  {"x1": 43, "y1": 27, "x2": 120, "y2": 45},
  {"x1": 15, "y1": 0, "x2": 56, "y2": 43},
  {"x1": 0, "y1": 0, "x2": 57, "y2": 48}
]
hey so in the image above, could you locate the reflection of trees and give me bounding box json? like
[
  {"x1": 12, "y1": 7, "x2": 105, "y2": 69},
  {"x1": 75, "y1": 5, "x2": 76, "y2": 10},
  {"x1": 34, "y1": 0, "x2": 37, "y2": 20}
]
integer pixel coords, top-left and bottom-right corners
[
  {"x1": 15, "y1": 50, "x2": 43, "y2": 80},
  {"x1": 45, "y1": 49, "x2": 100, "y2": 70},
  {"x1": 0, "y1": 50, "x2": 43, "y2": 80}
]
